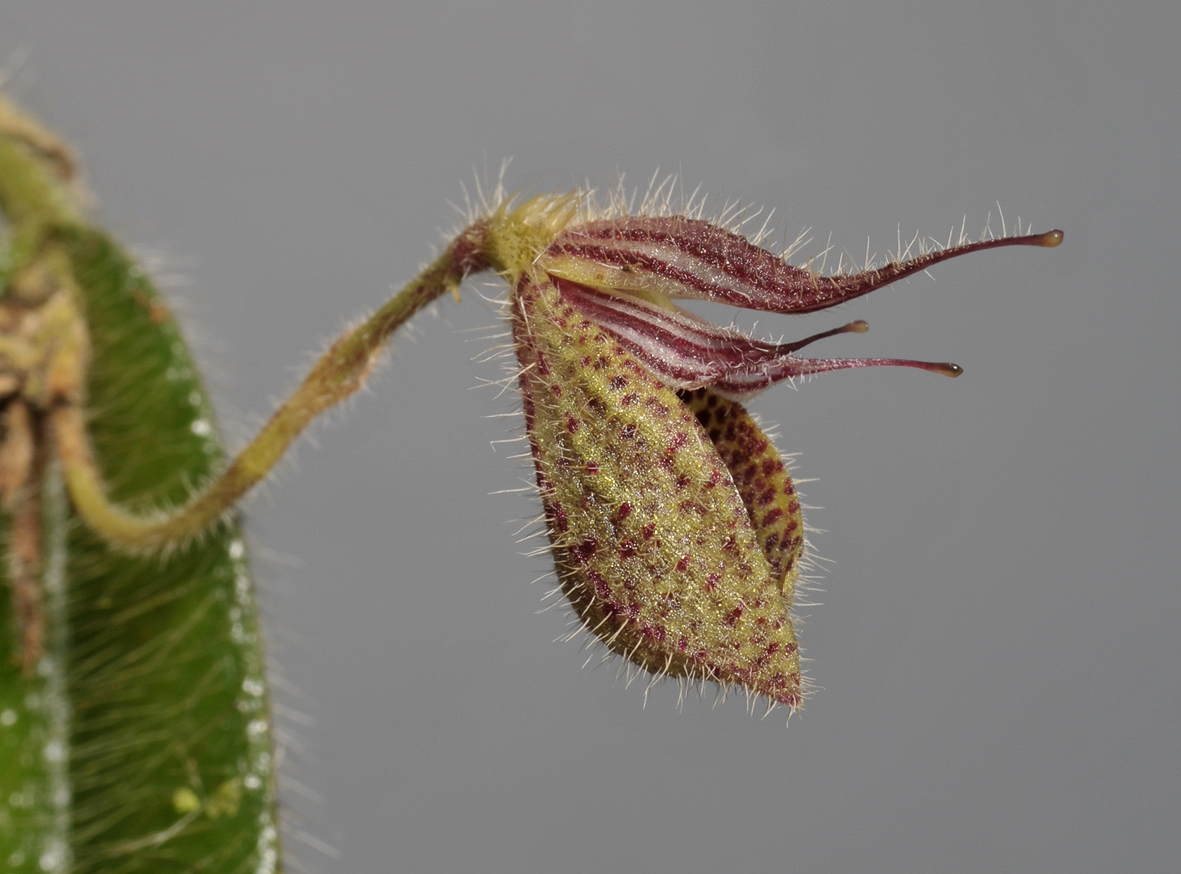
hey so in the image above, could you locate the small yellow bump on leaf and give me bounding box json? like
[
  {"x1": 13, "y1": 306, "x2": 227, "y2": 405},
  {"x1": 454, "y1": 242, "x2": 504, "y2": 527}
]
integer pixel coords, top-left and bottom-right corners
[{"x1": 171, "y1": 787, "x2": 200, "y2": 815}]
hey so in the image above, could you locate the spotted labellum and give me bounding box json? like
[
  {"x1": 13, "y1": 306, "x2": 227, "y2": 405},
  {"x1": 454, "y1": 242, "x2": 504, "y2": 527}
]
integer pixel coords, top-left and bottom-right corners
[{"x1": 475, "y1": 192, "x2": 1062, "y2": 714}]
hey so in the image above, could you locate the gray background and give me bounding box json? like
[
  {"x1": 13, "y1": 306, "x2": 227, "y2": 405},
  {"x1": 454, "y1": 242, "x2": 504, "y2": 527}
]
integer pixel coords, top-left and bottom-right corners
[{"x1": 3, "y1": 2, "x2": 1177, "y2": 872}]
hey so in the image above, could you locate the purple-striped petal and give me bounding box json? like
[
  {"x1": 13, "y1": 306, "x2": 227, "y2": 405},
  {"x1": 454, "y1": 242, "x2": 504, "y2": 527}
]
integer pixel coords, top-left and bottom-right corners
[
  {"x1": 557, "y1": 279, "x2": 960, "y2": 399},
  {"x1": 543, "y1": 215, "x2": 1062, "y2": 314}
]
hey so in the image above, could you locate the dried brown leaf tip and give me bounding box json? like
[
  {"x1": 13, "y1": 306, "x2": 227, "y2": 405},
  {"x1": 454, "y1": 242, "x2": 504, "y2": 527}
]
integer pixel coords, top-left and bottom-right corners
[{"x1": 473, "y1": 187, "x2": 1061, "y2": 716}]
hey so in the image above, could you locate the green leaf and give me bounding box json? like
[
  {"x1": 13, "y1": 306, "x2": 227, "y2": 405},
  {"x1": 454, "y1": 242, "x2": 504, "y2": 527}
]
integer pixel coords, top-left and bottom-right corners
[{"x1": 0, "y1": 226, "x2": 281, "y2": 872}]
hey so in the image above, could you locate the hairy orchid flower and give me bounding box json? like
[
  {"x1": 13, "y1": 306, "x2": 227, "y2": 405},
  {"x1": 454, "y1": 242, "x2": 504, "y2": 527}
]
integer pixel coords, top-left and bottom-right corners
[
  {"x1": 474, "y1": 191, "x2": 1062, "y2": 714},
  {"x1": 31, "y1": 137, "x2": 1058, "y2": 713},
  {"x1": 5, "y1": 96, "x2": 1068, "y2": 874}
]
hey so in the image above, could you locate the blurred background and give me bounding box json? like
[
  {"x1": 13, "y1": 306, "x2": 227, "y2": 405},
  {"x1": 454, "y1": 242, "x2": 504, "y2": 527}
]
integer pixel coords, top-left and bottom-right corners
[{"x1": 3, "y1": 2, "x2": 1177, "y2": 872}]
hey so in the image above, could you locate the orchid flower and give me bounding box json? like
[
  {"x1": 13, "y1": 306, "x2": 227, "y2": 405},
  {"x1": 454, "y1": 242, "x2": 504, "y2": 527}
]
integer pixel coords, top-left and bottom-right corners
[
  {"x1": 475, "y1": 191, "x2": 1061, "y2": 712},
  {"x1": 45, "y1": 173, "x2": 1060, "y2": 713}
]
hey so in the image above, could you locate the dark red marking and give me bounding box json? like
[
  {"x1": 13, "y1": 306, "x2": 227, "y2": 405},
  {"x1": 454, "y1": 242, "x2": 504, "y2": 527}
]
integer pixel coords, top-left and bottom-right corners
[{"x1": 569, "y1": 536, "x2": 598, "y2": 564}]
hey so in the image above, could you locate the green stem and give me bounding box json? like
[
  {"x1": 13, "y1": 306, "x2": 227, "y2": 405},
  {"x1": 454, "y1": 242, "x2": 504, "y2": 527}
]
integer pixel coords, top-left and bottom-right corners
[
  {"x1": 55, "y1": 227, "x2": 490, "y2": 552},
  {"x1": 4, "y1": 91, "x2": 497, "y2": 552}
]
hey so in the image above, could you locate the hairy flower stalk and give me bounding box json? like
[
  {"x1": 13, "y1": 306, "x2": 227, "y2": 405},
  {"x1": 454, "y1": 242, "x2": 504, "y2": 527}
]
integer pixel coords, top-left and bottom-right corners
[{"x1": 485, "y1": 194, "x2": 1062, "y2": 712}]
